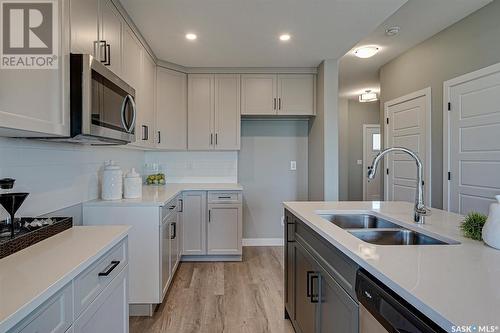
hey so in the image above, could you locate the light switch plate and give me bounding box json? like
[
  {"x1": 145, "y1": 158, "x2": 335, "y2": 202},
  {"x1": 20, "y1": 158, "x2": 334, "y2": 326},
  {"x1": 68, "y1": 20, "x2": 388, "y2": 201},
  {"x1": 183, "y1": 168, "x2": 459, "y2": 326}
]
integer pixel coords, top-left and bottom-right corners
[
  {"x1": 290, "y1": 161, "x2": 297, "y2": 171},
  {"x1": 357, "y1": 160, "x2": 363, "y2": 165}
]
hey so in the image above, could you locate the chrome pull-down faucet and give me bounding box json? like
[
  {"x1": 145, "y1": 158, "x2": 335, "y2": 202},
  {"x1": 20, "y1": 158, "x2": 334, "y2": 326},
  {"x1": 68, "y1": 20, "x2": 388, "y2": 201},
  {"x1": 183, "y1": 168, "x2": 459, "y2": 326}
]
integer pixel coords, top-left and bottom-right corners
[{"x1": 367, "y1": 147, "x2": 430, "y2": 224}]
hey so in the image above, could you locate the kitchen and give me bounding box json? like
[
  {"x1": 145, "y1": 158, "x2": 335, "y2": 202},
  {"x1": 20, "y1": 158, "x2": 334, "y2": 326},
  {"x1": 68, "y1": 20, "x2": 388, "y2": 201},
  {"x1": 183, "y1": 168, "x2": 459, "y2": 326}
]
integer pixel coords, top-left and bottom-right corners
[{"x1": 1, "y1": 0, "x2": 500, "y2": 333}]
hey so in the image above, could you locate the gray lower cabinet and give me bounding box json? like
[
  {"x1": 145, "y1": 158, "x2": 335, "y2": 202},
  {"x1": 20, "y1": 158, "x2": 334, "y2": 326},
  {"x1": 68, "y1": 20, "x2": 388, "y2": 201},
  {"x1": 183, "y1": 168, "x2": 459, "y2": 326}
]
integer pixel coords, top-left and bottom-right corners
[
  {"x1": 285, "y1": 210, "x2": 359, "y2": 333},
  {"x1": 73, "y1": 267, "x2": 128, "y2": 333}
]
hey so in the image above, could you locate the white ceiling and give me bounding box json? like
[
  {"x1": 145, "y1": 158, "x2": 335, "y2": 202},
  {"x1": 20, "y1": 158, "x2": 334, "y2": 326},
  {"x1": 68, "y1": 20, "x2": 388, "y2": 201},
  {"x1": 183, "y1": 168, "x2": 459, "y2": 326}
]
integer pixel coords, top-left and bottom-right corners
[
  {"x1": 339, "y1": 0, "x2": 492, "y2": 99},
  {"x1": 120, "y1": 0, "x2": 406, "y2": 68}
]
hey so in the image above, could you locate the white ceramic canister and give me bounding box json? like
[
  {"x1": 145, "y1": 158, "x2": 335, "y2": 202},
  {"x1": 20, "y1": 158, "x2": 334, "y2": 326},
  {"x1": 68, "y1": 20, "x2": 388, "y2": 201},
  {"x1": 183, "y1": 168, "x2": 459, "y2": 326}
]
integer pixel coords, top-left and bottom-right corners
[
  {"x1": 124, "y1": 168, "x2": 142, "y2": 199},
  {"x1": 102, "y1": 160, "x2": 123, "y2": 200},
  {"x1": 482, "y1": 195, "x2": 500, "y2": 249}
]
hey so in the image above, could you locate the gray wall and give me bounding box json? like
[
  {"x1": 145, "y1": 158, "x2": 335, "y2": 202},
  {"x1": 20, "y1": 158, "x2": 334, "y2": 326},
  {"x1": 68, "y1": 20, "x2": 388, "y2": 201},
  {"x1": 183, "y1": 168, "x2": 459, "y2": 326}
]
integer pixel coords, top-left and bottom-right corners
[
  {"x1": 309, "y1": 60, "x2": 340, "y2": 200},
  {"x1": 347, "y1": 100, "x2": 380, "y2": 200},
  {"x1": 379, "y1": 0, "x2": 500, "y2": 208},
  {"x1": 238, "y1": 120, "x2": 309, "y2": 239},
  {"x1": 338, "y1": 98, "x2": 349, "y2": 200}
]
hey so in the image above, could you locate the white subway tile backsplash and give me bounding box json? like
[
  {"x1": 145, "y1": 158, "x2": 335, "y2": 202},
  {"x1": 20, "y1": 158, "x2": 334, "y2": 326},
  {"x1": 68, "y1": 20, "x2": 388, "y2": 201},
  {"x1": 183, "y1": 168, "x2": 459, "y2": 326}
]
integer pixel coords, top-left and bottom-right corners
[
  {"x1": 144, "y1": 151, "x2": 238, "y2": 183},
  {"x1": 0, "y1": 138, "x2": 144, "y2": 218}
]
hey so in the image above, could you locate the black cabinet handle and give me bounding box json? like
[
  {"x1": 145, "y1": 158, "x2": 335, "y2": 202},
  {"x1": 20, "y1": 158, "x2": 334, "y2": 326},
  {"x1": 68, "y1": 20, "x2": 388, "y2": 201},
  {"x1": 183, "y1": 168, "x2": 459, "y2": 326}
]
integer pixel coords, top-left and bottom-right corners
[
  {"x1": 96, "y1": 40, "x2": 107, "y2": 63},
  {"x1": 310, "y1": 274, "x2": 319, "y2": 303},
  {"x1": 208, "y1": 209, "x2": 211, "y2": 222},
  {"x1": 218, "y1": 196, "x2": 231, "y2": 199},
  {"x1": 210, "y1": 133, "x2": 213, "y2": 145},
  {"x1": 169, "y1": 205, "x2": 176, "y2": 210},
  {"x1": 170, "y1": 222, "x2": 176, "y2": 239},
  {"x1": 105, "y1": 43, "x2": 111, "y2": 66},
  {"x1": 307, "y1": 271, "x2": 314, "y2": 297},
  {"x1": 215, "y1": 133, "x2": 218, "y2": 145},
  {"x1": 158, "y1": 131, "x2": 161, "y2": 144},
  {"x1": 279, "y1": 98, "x2": 282, "y2": 110},
  {"x1": 178, "y1": 199, "x2": 183, "y2": 212},
  {"x1": 273, "y1": 98, "x2": 277, "y2": 110},
  {"x1": 98, "y1": 260, "x2": 120, "y2": 276}
]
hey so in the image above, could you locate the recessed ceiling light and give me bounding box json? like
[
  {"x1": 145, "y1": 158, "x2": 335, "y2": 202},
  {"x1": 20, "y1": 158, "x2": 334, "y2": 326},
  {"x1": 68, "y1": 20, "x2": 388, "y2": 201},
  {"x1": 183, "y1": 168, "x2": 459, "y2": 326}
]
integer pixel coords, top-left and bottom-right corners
[
  {"x1": 185, "y1": 33, "x2": 197, "y2": 41},
  {"x1": 354, "y1": 46, "x2": 380, "y2": 59},
  {"x1": 279, "y1": 34, "x2": 291, "y2": 41},
  {"x1": 385, "y1": 26, "x2": 400, "y2": 37}
]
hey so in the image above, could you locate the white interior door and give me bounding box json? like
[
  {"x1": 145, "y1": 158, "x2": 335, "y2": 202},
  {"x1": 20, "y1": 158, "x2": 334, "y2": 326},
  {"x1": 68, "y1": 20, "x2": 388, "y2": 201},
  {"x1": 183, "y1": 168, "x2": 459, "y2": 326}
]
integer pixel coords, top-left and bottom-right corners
[
  {"x1": 363, "y1": 125, "x2": 381, "y2": 201},
  {"x1": 445, "y1": 63, "x2": 500, "y2": 215},
  {"x1": 385, "y1": 88, "x2": 431, "y2": 203}
]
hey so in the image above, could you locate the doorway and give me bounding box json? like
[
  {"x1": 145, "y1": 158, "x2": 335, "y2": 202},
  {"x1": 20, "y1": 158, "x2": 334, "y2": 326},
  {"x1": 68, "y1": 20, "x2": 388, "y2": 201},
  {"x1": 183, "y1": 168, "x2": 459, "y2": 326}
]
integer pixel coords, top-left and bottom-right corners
[
  {"x1": 384, "y1": 88, "x2": 431, "y2": 203},
  {"x1": 444, "y1": 63, "x2": 500, "y2": 215},
  {"x1": 363, "y1": 124, "x2": 381, "y2": 201}
]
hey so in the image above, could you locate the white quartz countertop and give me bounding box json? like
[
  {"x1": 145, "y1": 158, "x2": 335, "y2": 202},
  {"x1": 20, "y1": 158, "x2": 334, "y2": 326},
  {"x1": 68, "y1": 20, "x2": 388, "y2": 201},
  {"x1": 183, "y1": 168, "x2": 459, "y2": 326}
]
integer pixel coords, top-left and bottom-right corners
[
  {"x1": 283, "y1": 201, "x2": 500, "y2": 332},
  {"x1": 84, "y1": 183, "x2": 243, "y2": 207},
  {"x1": 0, "y1": 226, "x2": 130, "y2": 332}
]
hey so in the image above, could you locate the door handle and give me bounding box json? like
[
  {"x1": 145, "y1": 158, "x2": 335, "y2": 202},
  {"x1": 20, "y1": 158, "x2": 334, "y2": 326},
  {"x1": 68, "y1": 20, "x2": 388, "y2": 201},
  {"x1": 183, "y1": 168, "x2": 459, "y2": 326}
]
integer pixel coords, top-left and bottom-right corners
[{"x1": 121, "y1": 94, "x2": 136, "y2": 134}]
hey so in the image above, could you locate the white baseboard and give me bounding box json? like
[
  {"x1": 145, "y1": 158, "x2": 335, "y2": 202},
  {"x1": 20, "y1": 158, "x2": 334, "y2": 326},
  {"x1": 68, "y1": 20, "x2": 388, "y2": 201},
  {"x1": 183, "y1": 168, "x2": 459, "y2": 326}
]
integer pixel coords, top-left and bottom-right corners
[{"x1": 242, "y1": 238, "x2": 284, "y2": 246}]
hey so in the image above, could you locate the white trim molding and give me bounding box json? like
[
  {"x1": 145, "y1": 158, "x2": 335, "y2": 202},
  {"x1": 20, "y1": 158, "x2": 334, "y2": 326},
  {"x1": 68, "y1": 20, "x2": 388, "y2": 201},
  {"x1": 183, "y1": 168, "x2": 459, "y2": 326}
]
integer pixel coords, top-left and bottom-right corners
[
  {"x1": 442, "y1": 62, "x2": 500, "y2": 211},
  {"x1": 383, "y1": 87, "x2": 432, "y2": 203},
  {"x1": 242, "y1": 238, "x2": 284, "y2": 246}
]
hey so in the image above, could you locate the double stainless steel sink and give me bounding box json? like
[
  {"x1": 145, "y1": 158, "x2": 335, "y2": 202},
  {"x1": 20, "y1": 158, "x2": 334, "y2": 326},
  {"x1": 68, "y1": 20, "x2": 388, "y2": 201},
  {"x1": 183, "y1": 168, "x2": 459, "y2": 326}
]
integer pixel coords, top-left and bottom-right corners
[{"x1": 319, "y1": 214, "x2": 457, "y2": 245}]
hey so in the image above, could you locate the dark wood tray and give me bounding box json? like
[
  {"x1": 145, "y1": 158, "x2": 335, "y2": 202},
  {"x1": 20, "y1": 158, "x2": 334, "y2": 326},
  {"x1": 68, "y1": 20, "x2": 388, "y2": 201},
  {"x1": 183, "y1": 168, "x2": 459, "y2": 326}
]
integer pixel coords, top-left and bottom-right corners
[{"x1": 0, "y1": 217, "x2": 72, "y2": 259}]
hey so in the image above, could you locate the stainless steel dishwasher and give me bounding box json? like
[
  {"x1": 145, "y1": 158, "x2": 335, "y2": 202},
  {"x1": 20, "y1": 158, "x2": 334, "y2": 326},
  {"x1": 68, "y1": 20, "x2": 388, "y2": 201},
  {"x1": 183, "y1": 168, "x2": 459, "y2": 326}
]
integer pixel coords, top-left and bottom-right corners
[{"x1": 356, "y1": 269, "x2": 445, "y2": 333}]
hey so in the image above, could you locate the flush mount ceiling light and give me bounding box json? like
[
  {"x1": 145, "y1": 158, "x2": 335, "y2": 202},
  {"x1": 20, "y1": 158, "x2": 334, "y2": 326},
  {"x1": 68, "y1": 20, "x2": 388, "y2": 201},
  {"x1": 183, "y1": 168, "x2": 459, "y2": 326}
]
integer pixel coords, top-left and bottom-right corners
[
  {"x1": 354, "y1": 46, "x2": 379, "y2": 58},
  {"x1": 279, "y1": 34, "x2": 291, "y2": 41},
  {"x1": 385, "y1": 26, "x2": 400, "y2": 37},
  {"x1": 185, "y1": 33, "x2": 197, "y2": 40},
  {"x1": 359, "y1": 90, "x2": 378, "y2": 103}
]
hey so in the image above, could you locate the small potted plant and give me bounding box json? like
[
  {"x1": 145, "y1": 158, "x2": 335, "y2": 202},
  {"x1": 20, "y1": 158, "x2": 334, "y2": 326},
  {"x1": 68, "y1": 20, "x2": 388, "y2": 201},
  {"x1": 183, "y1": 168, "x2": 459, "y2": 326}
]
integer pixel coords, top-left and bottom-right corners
[{"x1": 460, "y1": 212, "x2": 487, "y2": 241}]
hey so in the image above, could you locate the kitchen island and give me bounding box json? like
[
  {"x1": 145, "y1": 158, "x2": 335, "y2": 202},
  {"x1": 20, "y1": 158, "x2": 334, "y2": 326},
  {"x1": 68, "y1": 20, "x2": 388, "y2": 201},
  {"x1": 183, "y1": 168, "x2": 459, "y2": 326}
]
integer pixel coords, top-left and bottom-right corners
[{"x1": 284, "y1": 201, "x2": 500, "y2": 332}]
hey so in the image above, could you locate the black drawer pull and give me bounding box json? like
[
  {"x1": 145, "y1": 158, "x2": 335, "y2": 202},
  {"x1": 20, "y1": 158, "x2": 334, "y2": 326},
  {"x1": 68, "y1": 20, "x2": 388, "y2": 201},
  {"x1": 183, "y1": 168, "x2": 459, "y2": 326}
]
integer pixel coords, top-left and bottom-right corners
[
  {"x1": 98, "y1": 260, "x2": 120, "y2": 276},
  {"x1": 218, "y1": 196, "x2": 232, "y2": 199},
  {"x1": 169, "y1": 205, "x2": 176, "y2": 210}
]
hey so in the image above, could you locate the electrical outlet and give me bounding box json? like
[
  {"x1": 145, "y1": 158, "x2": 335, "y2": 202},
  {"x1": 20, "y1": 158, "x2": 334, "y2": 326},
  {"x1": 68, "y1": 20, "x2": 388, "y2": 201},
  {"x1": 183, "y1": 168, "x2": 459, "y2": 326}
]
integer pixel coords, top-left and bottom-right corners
[
  {"x1": 357, "y1": 160, "x2": 363, "y2": 165},
  {"x1": 290, "y1": 160, "x2": 297, "y2": 171}
]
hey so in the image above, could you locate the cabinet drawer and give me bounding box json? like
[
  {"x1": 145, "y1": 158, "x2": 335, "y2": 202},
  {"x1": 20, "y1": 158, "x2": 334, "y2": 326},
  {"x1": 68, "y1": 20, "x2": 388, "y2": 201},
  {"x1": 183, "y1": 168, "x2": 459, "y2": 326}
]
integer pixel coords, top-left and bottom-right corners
[
  {"x1": 74, "y1": 239, "x2": 128, "y2": 317},
  {"x1": 208, "y1": 191, "x2": 241, "y2": 204},
  {"x1": 9, "y1": 283, "x2": 72, "y2": 333}
]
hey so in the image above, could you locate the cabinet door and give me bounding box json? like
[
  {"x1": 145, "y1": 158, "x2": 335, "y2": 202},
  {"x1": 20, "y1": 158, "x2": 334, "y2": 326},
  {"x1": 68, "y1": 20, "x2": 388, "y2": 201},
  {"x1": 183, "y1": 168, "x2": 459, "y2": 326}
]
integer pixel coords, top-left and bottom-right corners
[
  {"x1": 0, "y1": 0, "x2": 70, "y2": 137},
  {"x1": 122, "y1": 26, "x2": 142, "y2": 91},
  {"x1": 207, "y1": 204, "x2": 242, "y2": 255},
  {"x1": 182, "y1": 191, "x2": 207, "y2": 255},
  {"x1": 285, "y1": 242, "x2": 296, "y2": 320},
  {"x1": 70, "y1": 0, "x2": 100, "y2": 57},
  {"x1": 241, "y1": 74, "x2": 277, "y2": 115},
  {"x1": 100, "y1": 0, "x2": 122, "y2": 75},
  {"x1": 188, "y1": 74, "x2": 214, "y2": 150},
  {"x1": 74, "y1": 267, "x2": 128, "y2": 333},
  {"x1": 156, "y1": 67, "x2": 187, "y2": 150},
  {"x1": 294, "y1": 242, "x2": 318, "y2": 333},
  {"x1": 133, "y1": 51, "x2": 156, "y2": 148},
  {"x1": 317, "y1": 265, "x2": 359, "y2": 333},
  {"x1": 161, "y1": 220, "x2": 172, "y2": 299},
  {"x1": 214, "y1": 74, "x2": 240, "y2": 150},
  {"x1": 277, "y1": 74, "x2": 315, "y2": 116}
]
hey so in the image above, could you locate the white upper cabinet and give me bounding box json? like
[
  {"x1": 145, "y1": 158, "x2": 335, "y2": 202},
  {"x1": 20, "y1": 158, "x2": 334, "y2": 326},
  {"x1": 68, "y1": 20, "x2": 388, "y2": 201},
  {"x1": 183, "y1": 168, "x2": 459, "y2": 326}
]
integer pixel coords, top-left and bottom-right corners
[
  {"x1": 133, "y1": 51, "x2": 156, "y2": 148},
  {"x1": 188, "y1": 74, "x2": 215, "y2": 150},
  {"x1": 70, "y1": 0, "x2": 100, "y2": 57},
  {"x1": 99, "y1": 0, "x2": 123, "y2": 76},
  {"x1": 0, "y1": 0, "x2": 70, "y2": 137},
  {"x1": 156, "y1": 67, "x2": 187, "y2": 150},
  {"x1": 122, "y1": 26, "x2": 142, "y2": 93},
  {"x1": 277, "y1": 74, "x2": 316, "y2": 116},
  {"x1": 214, "y1": 74, "x2": 241, "y2": 150},
  {"x1": 188, "y1": 74, "x2": 240, "y2": 151},
  {"x1": 241, "y1": 74, "x2": 315, "y2": 116},
  {"x1": 241, "y1": 74, "x2": 277, "y2": 115}
]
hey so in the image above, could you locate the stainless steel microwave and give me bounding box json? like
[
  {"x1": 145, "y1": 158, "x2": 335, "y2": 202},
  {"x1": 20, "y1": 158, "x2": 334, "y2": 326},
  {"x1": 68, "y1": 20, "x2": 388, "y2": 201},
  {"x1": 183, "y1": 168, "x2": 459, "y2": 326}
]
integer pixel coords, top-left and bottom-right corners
[{"x1": 67, "y1": 54, "x2": 136, "y2": 145}]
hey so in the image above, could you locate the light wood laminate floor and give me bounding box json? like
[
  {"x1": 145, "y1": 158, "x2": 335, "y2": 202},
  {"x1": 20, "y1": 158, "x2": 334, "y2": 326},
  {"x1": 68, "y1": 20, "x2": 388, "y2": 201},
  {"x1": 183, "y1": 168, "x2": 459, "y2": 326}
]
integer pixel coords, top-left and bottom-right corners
[{"x1": 130, "y1": 247, "x2": 295, "y2": 333}]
